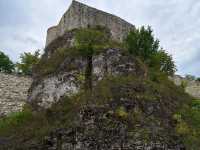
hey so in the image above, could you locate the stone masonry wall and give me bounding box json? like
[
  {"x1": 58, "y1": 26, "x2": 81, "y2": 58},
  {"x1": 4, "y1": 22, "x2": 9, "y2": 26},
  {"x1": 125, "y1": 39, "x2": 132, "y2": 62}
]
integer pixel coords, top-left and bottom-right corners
[
  {"x1": 46, "y1": 1, "x2": 134, "y2": 46},
  {"x1": 0, "y1": 73, "x2": 32, "y2": 116},
  {"x1": 0, "y1": 72, "x2": 199, "y2": 117},
  {"x1": 170, "y1": 75, "x2": 200, "y2": 99}
]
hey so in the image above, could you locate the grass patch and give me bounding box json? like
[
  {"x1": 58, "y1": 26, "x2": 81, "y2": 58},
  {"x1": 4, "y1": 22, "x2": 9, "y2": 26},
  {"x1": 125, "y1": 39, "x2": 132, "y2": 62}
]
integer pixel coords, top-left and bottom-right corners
[
  {"x1": 174, "y1": 99, "x2": 200, "y2": 149},
  {"x1": 0, "y1": 106, "x2": 33, "y2": 136},
  {"x1": 0, "y1": 96, "x2": 81, "y2": 149}
]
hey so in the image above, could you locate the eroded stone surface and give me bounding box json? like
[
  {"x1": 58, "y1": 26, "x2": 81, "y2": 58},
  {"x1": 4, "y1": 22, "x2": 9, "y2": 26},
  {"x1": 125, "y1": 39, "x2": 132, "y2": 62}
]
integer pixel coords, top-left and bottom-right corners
[{"x1": 28, "y1": 72, "x2": 81, "y2": 109}]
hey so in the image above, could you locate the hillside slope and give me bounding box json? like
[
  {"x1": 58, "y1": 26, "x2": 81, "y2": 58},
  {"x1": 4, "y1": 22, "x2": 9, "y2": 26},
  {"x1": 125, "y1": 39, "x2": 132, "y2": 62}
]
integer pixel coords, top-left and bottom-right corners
[{"x1": 0, "y1": 28, "x2": 198, "y2": 149}]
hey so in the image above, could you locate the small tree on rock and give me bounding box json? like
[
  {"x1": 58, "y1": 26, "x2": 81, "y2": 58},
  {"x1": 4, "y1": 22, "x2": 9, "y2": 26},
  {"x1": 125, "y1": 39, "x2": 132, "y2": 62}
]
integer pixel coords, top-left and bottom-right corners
[
  {"x1": 16, "y1": 50, "x2": 40, "y2": 75},
  {"x1": 75, "y1": 27, "x2": 110, "y2": 90},
  {"x1": 125, "y1": 26, "x2": 176, "y2": 75}
]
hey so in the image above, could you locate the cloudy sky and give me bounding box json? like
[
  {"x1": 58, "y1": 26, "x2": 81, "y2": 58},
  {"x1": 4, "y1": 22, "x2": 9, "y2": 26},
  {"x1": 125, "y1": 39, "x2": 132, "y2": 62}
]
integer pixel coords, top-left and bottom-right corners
[{"x1": 0, "y1": 0, "x2": 200, "y2": 76}]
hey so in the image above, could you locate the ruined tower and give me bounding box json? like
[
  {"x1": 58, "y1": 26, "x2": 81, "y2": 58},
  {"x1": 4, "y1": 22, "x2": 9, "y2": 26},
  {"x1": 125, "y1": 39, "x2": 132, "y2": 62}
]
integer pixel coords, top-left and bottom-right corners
[{"x1": 46, "y1": 0, "x2": 135, "y2": 47}]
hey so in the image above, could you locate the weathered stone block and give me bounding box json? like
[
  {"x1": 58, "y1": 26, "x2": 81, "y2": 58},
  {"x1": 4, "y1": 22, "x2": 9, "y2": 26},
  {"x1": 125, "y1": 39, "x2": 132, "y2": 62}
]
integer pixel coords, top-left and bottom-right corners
[
  {"x1": 0, "y1": 73, "x2": 32, "y2": 116},
  {"x1": 46, "y1": 1, "x2": 134, "y2": 46}
]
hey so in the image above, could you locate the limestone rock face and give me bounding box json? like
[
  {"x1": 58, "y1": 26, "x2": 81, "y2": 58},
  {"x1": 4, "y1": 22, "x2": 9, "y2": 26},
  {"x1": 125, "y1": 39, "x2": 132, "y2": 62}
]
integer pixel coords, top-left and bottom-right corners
[
  {"x1": 28, "y1": 56, "x2": 87, "y2": 109},
  {"x1": 28, "y1": 72, "x2": 80, "y2": 109},
  {"x1": 29, "y1": 48, "x2": 146, "y2": 109},
  {"x1": 46, "y1": 1, "x2": 134, "y2": 47},
  {"x1": 26, "y1": 75, "x2": 188, "y2": 150},
  {"x1": 38, "y1": 105, "x2": 184, "y2": 150},
  {"x1": 0, "y1": 73, "x2": 32, "y2": 116}
]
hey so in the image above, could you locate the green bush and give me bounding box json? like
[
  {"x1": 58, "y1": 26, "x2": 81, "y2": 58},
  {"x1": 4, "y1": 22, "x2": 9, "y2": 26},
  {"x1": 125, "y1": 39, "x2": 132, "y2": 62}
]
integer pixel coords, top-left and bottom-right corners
[
  {"x1": 0, "y1": 51, "x2": 14, "y2": 73},
  {"x1": 125, "y1": 26, "x2": 176, "y2": 75},
  {"x1": 174, "y1": 99, "x2": 200, "y2": 149},
  {"x1": 16, "y1": 50, "x2": 41, "y2": 75},
  {"x1": 35, "y1": 48, "x2": 81, "y2": 77},
  {"x1": 0, "y1": 107, "x2": 33, "y2": 135}
]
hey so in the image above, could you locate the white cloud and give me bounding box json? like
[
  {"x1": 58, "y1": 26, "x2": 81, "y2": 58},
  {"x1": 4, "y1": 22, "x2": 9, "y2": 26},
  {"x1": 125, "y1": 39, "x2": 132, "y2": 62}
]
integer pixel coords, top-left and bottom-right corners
[{"x1": 0, "y1": 0, "x2": 199, "y2": 76}]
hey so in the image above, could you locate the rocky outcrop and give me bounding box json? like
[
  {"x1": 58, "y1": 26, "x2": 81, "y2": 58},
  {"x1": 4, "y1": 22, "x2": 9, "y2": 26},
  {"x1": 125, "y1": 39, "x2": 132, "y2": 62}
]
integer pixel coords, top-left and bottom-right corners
[
  {"x1": 25, "y1": 74, "x2": 188, "y2": 150},
  {"x1": 46, "y1": 0, "x2": 134, "y2": 46},
  {"x1": 29, "y1": 49, "x2": 146, "y2": 109},
  {"x1": 0, "y1": 73, "x2": 32, "y2": 116},
  {"x1": 30, "y1": 0, "x2": 137, "y2": 109},
  {"x1": 170, "y1": 75, "x2": 200, "y2": 99},
  {"x1": 29, "y1": 56, "x2": 87, "y2": 109}
]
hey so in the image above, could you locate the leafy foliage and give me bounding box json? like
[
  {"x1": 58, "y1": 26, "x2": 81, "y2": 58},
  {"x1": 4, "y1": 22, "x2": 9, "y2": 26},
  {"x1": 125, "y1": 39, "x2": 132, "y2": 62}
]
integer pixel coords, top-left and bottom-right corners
[
  {"x1": 16, "y1": 50, "x2": 40, "y2": 75},
  {"x1": 150, "y1": 49, "x2": 176, "y2": 75},
  {"x1": 0, "y1": 51, "x2": 14, "y2": 73},
  {"x1": 0, "y1": 97, "x2": 80, "y2": 149},
  {"x1": 125, "y1": 26, "x2": 176, "y2": 75},
  {"x1": 125, "y1": 26, "x2": 159, "y2": 60},
  {"x1": 0, "y1": 106, "x2": 33, "y2": 136}
]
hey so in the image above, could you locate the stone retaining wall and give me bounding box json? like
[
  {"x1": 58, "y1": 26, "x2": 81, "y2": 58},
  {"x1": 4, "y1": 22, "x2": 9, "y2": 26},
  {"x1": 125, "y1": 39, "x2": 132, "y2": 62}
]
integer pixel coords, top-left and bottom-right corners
[
  {"x1": 170, "y1": 75, "x2": 200, "y2": 99},
  {"x1": 0, "y1": 73, "x2": 32, "y2": 116}
]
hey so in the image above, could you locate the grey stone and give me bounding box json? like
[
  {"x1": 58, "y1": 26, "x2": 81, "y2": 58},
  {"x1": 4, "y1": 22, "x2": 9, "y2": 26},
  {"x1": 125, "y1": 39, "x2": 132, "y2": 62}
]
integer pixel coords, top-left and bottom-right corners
[
  {"x1": 45, "y1": 1, "x2": 134, "y2": 47},
  {"x1": 0, "y1": 73, "x2": 32, "y2": 116},
  {"x1": 170, "y1": 75, "x2": 200, "y2": 99},
  {"x1": 29, "y1": 48, "x2": 146, "y2": 109}
]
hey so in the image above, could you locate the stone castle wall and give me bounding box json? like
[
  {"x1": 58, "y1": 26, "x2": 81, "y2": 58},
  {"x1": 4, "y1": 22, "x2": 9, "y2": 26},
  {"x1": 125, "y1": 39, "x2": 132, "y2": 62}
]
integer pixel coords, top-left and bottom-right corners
[
  {"x1": 0, "y1": 73, "x2": 32, "y2": 116},
  {"x1": 170, "y1": 75, "x2": 200, "y2": 99},
  {"x1": 46, "y1": 1, "x2": 134, "y2": 46}
]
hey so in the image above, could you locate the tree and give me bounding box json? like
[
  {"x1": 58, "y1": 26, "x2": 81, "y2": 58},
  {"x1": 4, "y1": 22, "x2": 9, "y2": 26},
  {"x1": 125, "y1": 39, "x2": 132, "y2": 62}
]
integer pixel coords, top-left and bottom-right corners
[
  {"x1": 150, "y1": 49, "x2": 176, "y2": 75},
  {"x1": 16, "y1": 50, "x2": 40, "y2": 75},
  {"x1": 125, "y1": 26, "x2": 176, "y2": 75},
  {"x1": 125, "y1": 26, "x2": 159, "y2": 62},
  {"x1": 75, "y1": 27, "x2": 110, "y2": 90},
  {"x1": 0, "y1": 51, "x2": 14, "y2": 73}
]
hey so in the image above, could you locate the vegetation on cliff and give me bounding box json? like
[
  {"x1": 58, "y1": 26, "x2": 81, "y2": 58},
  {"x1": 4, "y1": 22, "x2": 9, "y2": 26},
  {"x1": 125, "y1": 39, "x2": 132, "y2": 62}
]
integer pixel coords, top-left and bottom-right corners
[
  {"x1": 74, "y1": 27, "x2": 111, "y2": 90},
  {"x1": 174, "y1": 99, "x2": 200, "y2": 149},
  {"x1": 0, "y1": 74, "x2": 194, "y2": 149},
  {"x1": 125, "y1": 26, "x2": 176, "y2": 75},
  {"x1": 0, "y1": 50, "x2": 41, "y2": 75},
  {"x1": 0, "y1": 26, "x2": 199, "y2": 149}
]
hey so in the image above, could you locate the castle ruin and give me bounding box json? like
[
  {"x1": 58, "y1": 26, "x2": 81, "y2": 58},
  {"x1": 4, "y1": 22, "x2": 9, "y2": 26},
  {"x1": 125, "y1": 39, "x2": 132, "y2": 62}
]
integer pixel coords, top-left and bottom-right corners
[{"x1": 46, "y1": 0, "x2": 135, "y2": 46}]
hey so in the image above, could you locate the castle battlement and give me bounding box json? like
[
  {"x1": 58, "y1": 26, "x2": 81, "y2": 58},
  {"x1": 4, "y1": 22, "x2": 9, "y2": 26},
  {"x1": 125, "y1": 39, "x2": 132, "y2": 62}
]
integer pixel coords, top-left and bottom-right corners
[{"x1": 46, "y1": 0, "x2": 135, "y2": 46}]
